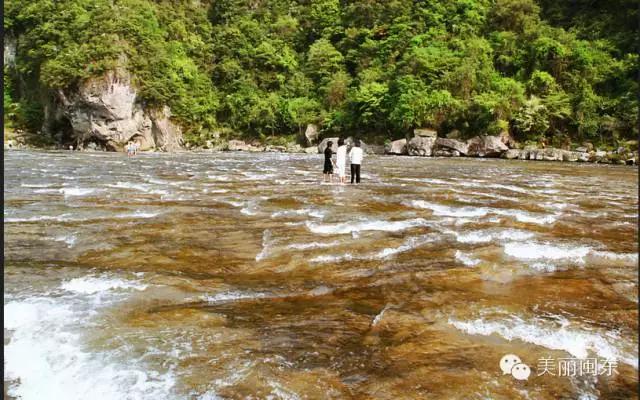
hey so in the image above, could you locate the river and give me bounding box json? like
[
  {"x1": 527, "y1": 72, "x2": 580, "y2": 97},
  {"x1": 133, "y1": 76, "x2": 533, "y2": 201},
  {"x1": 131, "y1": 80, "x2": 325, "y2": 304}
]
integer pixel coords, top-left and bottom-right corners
[{"x1": 4, "y1": 150, "x2": 638, "y2": 399}]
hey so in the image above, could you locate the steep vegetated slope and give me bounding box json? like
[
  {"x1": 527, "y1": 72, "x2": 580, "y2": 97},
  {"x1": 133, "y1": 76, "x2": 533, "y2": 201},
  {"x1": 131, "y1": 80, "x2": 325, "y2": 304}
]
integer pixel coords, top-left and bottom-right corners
[{"x1": 3, "y1": 0, "x2": 638, "y2": 149}]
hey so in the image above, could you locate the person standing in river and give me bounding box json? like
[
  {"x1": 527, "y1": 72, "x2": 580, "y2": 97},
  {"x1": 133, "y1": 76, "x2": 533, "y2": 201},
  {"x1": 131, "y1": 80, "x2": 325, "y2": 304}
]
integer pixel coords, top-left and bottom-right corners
[
  {"x1": 349, "y1": 139, "x2": 364, "y2": 184},
  {"x1": 335, "y1": 138, "x2": 348, "y2": 184},
  {"x1": 323, "y1": 141, "x2": 334, "y2": 182}
]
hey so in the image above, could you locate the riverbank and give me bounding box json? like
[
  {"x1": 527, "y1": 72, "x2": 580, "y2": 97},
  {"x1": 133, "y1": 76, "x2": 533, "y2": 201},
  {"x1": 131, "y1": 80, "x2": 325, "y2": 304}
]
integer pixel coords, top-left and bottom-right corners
[{"x1": 6, "y1": 136, "x2": 637, "y2": 167}]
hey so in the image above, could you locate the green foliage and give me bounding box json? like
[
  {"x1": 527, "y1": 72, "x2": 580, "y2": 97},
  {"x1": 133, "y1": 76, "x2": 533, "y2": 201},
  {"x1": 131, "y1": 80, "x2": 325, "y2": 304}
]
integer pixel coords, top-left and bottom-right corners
[{"x1": 3, "y1": 0, "x2": 638, "y2": 145}]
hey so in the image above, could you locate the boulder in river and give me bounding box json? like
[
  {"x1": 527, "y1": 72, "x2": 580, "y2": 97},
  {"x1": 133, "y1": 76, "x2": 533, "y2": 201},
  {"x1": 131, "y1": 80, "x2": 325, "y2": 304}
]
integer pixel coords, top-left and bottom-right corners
[
  {"x1": 304, "y1": 146, "x2": 318, "y2": 154},
  {"x1": 407, "y1": 136, "x2": 436, "y2": 156},
  {"x1": 435, "y1": 137, "x2": 468, "y2": 155},
  {"x1": 466, "y1": 135, "x2": 508, "y2": 157},
  {"x1": 385, "y1": 139, "x2": 407, "y2": 155}
]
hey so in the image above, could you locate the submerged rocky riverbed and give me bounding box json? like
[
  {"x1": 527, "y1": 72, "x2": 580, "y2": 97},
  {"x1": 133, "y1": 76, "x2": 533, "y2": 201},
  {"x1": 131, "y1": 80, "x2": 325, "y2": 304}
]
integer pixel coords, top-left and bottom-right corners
[{"x1": 4, "y1": 150, "x2": 638, "y2": 399}]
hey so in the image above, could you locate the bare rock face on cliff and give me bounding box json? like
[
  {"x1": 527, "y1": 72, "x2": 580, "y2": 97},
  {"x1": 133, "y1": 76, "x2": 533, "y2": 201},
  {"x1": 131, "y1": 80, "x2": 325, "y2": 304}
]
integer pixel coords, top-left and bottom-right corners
[{"x1": 53, "y1": 69, "x2": 182, "y2": 151}]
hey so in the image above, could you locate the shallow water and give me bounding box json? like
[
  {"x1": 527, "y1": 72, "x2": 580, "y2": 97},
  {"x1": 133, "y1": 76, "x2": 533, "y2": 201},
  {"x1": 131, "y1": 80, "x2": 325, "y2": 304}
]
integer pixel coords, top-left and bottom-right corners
[{"x1": 4, "y1": 150, "x2": 638, "y2": 399}]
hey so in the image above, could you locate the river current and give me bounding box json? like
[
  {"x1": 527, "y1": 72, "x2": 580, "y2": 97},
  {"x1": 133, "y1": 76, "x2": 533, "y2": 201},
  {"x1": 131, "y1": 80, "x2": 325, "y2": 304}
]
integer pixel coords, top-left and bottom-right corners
[{"x1": 4, "y1": 150, "x2": 638, "y2": 399}]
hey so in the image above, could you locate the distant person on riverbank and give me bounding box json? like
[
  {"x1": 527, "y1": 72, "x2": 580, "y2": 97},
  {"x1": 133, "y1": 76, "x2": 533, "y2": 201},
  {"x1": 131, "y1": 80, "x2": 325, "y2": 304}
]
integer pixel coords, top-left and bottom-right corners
[
  {"x1": 323, "y1": 141, "x2": 334, "y2": 182},
  {"x1": 126, "y1": 141, "x2": 135, "y2": 157},
  {"x1": 349, "y1": 139, "x2": 363, "y2": 184},
  {"x1": 336, "y1": 138, "x2": 347, "y2": 184}
]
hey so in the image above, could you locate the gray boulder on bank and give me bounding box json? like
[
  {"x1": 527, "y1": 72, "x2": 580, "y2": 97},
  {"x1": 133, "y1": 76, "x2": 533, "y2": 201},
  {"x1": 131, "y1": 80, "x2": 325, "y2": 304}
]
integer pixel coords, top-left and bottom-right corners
[
  {"x1": 466, "y1": 135, "x2": 508, "y2": 157},
  {"x1": 386, "y1": 139, "x2": 407, "y2": 155},
  {"x1": 407, "y1": 136, "x2": 436, "y2": 156},
  {"x1": 435, "y1": 138, "x2": 469, "y2": 155},
  {"x1": 502, "y1": 149, "x2": 521, "y2": 159}
]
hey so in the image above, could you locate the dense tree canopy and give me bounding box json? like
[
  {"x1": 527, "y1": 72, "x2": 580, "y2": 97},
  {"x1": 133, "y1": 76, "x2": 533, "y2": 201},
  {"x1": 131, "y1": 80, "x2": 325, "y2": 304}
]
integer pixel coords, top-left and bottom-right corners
[{"x1": 4, "y1": 0, "x2": 639, "y2": 147}]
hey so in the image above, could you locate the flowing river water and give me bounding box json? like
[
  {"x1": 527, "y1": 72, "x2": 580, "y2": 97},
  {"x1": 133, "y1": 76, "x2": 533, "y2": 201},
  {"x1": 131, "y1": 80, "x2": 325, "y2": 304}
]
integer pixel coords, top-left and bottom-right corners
[{"x1": 4, "y1": 150, "x2": 638, "y2": 399}]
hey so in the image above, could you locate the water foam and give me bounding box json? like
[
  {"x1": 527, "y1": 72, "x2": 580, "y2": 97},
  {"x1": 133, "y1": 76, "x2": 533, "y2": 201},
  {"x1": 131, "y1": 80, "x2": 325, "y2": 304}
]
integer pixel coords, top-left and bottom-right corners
[
  {"x1": 4, "y1": 275, "x2": 175, "y2": 400},
  {"x1": 449, "y1": 314, "x2": 638, "y2": 368},
  {"x1": 60, "y1": 188, "x2": 99, "y2": 197},
  {"x1": 453, "y1": 229, "x2": 534, "y2": 244},
  {"x1": 455, "y1": 251, "x2": 481, "y2": 266},
  {"x1": 310, "y1": 234, "x2": 436, "y2": 263},
  {"x1": 61, "y1": 275, "x2": 148, "y2": 294},
  {"x1": 504, "y1": 242, "x2": 592, "y2": 264},
  {"x1": 306, "y1": 218, "x2": 428, "y2": 235}
]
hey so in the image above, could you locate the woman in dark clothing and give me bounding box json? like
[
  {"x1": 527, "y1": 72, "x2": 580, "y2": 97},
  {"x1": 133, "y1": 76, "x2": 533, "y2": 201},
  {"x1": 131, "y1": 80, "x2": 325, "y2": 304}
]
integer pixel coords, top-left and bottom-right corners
[{"x1": 323, "y1": 141, "x2": 334, "y2": 183}]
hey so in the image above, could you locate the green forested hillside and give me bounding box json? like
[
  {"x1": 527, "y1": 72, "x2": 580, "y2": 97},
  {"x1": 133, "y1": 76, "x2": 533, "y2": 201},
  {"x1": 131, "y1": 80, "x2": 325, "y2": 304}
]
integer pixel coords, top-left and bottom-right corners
[{"x1": 4, "y1": 0, "x2": 639, "y2": 147}]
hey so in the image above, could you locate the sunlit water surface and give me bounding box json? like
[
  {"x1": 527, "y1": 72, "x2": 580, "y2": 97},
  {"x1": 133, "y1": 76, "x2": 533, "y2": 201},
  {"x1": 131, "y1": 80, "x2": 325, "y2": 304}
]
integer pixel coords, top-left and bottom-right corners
[{"x1": 4, "y1": 150, "x2": 638, "y2": 399}]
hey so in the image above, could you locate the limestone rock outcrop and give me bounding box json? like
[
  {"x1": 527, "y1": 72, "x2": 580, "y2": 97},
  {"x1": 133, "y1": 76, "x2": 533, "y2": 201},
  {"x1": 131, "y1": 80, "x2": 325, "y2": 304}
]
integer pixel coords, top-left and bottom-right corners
[{"x1": 51, "y1": 69, "x2": 183, "y2": 151}]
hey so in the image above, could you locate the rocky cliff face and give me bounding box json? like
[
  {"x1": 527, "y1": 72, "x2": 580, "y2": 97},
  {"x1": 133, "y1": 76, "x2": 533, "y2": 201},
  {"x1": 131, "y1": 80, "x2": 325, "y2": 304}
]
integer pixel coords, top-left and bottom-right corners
[{"x1": 49, "y1": 69, "x2": 183, "y2": 151}]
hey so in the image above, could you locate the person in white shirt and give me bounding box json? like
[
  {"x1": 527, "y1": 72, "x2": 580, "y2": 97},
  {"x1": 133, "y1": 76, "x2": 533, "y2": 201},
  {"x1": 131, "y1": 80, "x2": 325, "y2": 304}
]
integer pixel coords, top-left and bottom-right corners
[
  {"x1": 348, "y1": 139, "x2": 364, "y2": 184},
  {"x1": 335, "y1": 138, "x2": 348, "y2": 184}
]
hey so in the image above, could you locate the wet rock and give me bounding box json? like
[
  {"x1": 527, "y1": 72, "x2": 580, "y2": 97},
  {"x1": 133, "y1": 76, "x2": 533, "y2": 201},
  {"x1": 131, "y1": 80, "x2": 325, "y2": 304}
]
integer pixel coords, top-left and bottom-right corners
[
  {"x1": 466, "y1": 135, "x2": 508, "y2": 157},
  {"x1": 502, "y1": 149, "x2": 521, "y2": 159},
  {"x1": 413, "y1": 128, "x2": 437, "y2": 138},
  {"x1": 304, "y1": 146, "x2": 318, "y2": 154},
  {"x1": 435, "y1": 138, "x2": 468, "y2": 155},
  {"x1": 541, "y1": 148, "x2": 564, "y2": 161},
  {"x1": 318, "y1": 137, "x2": 339, "y2": 153},
  {"x1": 562, "y1": 151, "x2": 580, "y2": 162},
  {"x1": 407, "y1": 136, "x2": 436, "y2": 156},
  {"x1": 228, "y1": 139, "x2": 250, "y2": 151},
  {"x1": 626, "y1": 158, "x2": 636, "y2": 165},
  {"x1": 593, "y1": 150, "x2": 608, "y2": 163},
  {"x1": 433, "y1": 149, "x2": 460, "y2": 157},
  {"x1": 575, "y1": 146, "x2": 589, "y2": 153},
  {"x1": 518, "y1": 149, "x2": 530, "y2": 160},
  {"x1": 577, "y1": 152, "x2": 591, "y2": 162},
  {"x1": 304, "y1": 124, "x2": 320, "y2": 146},
  {"x1": 385, "y1": 139, "x2": 407, "y2": 155}
]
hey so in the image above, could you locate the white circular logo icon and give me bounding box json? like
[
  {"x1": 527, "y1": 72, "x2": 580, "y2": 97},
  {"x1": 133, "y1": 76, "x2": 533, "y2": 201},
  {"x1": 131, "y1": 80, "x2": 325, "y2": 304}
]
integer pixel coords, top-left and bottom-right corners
[
  {"x1": 511, "y1": 363, "x2": 531, "y2": 380},
  {"x1": 499, "y1": 354, "x2": 522, "y2": 375}
]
